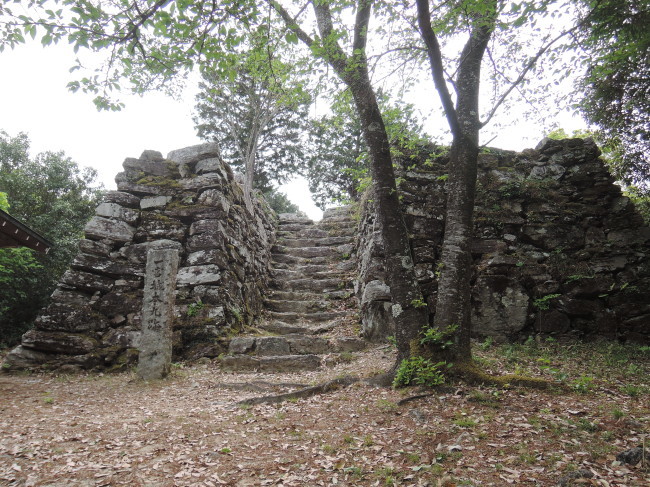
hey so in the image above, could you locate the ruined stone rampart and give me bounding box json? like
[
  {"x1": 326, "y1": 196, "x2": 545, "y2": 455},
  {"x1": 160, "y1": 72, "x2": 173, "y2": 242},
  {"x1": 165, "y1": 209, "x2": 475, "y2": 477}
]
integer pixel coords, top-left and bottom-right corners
[
  {"x1": 357, "y1": 138, "x2": 650, "y2": 343},
  {"x1": 5, "y1": 143, "x2": 276, "y2": 371}
]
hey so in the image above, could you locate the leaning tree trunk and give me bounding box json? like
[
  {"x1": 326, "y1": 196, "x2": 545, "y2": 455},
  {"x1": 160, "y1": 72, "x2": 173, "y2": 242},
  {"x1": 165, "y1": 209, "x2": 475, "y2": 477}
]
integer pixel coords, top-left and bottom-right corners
[{"x1": 346, "y1": 72, "x2": 429, "y2": 366}]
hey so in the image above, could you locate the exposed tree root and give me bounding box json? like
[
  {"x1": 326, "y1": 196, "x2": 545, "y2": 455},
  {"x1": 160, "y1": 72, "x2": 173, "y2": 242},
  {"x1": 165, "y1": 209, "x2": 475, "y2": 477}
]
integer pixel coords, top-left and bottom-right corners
[
  {"x1": 236, "y1": 376, "x2": 360, "y2": 406},
  {"x1": 233, "y1": 358, "x2": 559, "y2": 407},
  {"x1": 451, "y1": 361, "x2": 556, "y2": 390},
  {"x1": 212, "y1": 381, "x2": 308, "y2": 393}
]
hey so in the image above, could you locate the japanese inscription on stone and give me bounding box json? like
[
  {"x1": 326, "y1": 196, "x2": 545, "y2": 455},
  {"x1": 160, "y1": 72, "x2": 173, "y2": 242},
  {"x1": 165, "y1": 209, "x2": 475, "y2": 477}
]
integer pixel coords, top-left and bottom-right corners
[{"x1": 137, "y1": 248, "x2": 180, "y2": 380}]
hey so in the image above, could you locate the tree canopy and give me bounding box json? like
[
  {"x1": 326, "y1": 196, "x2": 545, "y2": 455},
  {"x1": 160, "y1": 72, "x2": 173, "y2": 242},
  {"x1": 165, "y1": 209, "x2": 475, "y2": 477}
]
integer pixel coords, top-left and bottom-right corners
[
  {"x1": 0, "y1": 130, "x2": 103, "y2": 346},
  {"x1": 577, "y1": 0, "x2": 650, "y2": 186},
  {"x1": 193, "y1": 36, "x2": 311, "y2": 200}
]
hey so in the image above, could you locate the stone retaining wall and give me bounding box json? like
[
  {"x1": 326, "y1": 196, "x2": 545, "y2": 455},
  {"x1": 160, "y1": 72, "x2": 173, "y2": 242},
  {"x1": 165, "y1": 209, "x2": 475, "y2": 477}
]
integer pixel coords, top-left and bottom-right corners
[
  {"x1": 5, "y1": 143, "x2": 276, "y2": 371},
  {"x1": 356, "y1": 138, "x2": 650, "y2": 343}
]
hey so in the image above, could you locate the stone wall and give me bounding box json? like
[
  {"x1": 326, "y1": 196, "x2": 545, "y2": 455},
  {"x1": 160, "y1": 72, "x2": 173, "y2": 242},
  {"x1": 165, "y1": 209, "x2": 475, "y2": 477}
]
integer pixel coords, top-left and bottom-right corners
[
  {"x1": 5, "y1": 143, "x2": 276, "y2": 371},
  {"x1": 357, "y1": 138, "x2": 650, "y2": 344}
]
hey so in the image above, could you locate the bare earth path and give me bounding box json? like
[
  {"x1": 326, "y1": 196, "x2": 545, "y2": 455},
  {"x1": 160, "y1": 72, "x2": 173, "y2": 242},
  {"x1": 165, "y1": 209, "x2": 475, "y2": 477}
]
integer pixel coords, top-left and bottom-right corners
[{"x1": 1, "y1": 341, "x2": 648, "y2": 486}]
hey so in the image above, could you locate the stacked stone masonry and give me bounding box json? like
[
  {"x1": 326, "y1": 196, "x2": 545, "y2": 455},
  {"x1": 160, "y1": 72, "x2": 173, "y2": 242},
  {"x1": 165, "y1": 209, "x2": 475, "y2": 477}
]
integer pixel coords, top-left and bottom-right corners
[
  {"x1": 5, "y1": 143, "x2": 276, "y2": 371},
  {"x1": 357, "y1": 138, "x2": 650, "y2": 344},
  {"x1": 222, "y1": 207, "x2": 366, "y2": 373}
]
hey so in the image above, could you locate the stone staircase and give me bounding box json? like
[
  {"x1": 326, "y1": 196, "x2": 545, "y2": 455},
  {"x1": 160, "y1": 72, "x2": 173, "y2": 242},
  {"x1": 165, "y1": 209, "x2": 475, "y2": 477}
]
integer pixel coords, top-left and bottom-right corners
[{"x1": 221, "y1": 206, "x2": 366, "y2": 372}]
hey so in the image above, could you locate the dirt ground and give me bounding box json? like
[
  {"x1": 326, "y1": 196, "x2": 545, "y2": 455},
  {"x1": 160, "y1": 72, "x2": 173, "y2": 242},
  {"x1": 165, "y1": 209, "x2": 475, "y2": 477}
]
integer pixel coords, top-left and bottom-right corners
[{"x1": 1, "y1": 341, "x2": 648, "y2": 486}]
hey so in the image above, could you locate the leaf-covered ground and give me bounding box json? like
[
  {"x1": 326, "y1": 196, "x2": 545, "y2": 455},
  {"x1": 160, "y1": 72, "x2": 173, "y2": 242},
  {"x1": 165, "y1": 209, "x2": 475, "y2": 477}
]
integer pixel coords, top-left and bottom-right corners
[{"x1": 1, "y1": 339, "x2": 648, "y2": 486}]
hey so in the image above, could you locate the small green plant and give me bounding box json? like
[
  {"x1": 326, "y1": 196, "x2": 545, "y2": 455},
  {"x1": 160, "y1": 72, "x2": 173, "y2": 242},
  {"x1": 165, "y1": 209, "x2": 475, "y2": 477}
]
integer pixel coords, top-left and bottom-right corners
[
  {"x1": 386, "y1": 335, "x2": 397, "y2": 349},
  {"x1": 453, "y1": 415, "x2": 477, "y2": 428},
  {"x1": 338, "y1": 351, "x2": 356, "y2": 363},
  {"x1": 219, "y1": 447, "x2": 232, "y2": 454},
  {"x1": 419, "y1": 324, "x2": 458, "y2": 349},
  {"x1": 571, "y1": 375, "x2": 595, "y2": 393},
  {"x1": 533, "y1": 293, "x2": 561, "y2": 311},
  {"x1": 322, "y1": 444, "x2": 336, "y2": 454},
  {"x1": 436, "y1": 174, "x2": 448, "y2": 182},
  {"x1": 393, "y1": 357, "x2": 447, "y2": 388},
  {"x1": 479, "y1": 336, "x2": 494, "y2": 350},
  {"x1": 410, "y1": 298, "x2": 427, "y2": 308},
  {"x1": 620, "y1": 384, "x2": 644, "y2": 397},
  {"x1": 578, "y1": 418, "x2": 599, "y2": 433},
  {"x1": 376, "y1": 399, "x2": 398, "y2": 412},
  {"x1": 611, "y1": 408, "x2": 625, "y2": 420},
  {"x1": 186, "y1": 300, "x2": 204, "y2": 317},
  {"x1": 343, "y1": 466, "x2": 363, "y2": 478}
]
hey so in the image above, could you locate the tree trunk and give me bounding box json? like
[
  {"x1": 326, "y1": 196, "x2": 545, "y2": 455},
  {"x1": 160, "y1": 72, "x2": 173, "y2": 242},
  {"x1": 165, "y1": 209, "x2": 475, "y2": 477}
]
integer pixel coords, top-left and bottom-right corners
[
  {"x1": 243, "y1": 150, "x2": 256, "y2": 215},
  {"x1": 346, "y1": 72, "x2": 429, "y2": 366},
  {"x1": 416, "y1": 0, "x2": 496, "y2": 364}
]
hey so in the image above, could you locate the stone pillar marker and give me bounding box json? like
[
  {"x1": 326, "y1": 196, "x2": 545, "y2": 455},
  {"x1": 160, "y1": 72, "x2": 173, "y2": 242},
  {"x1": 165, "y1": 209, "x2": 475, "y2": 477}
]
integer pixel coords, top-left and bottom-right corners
[{"x1": 137, "y1": 248, "x2": 180, "y2": 380}]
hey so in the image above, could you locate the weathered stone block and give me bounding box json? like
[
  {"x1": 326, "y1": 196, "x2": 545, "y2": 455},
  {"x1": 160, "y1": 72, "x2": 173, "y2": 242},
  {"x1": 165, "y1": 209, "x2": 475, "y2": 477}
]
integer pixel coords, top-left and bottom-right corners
[
  {"x1": 84, "y1": 216, "x2": 135, "y2": 243},
  {"x1": 22, "y1": 330, "x2": 98, "y2": 355},
  {"x1": 60, "y1": 269, "x2": 114, "y2": 293},
  {"x1": 102, "y1": 190, "x2": 141, "y2": 208},
  {"x1": 176, "y1": 265, "x2": 222, "y2": 285},
  {"x1": 167, "y1": 143, "x2": 221, "y2": 166},
  {"x1": 95, "y1": 202, "x2": 140, "y2": 225},
  {"x1": 140, "y1": 195, "x2": 172, "y2": 209}
]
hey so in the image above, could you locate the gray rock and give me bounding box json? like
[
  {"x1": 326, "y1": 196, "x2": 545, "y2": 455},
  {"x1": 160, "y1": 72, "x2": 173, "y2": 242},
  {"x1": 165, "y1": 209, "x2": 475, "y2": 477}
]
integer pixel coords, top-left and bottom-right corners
[
  {"x1": 140, "y1": 195, "x2": 172, "y2": 209},
  {"x1": 255, "y1": 337, "x2": 291, "y2": 356},
  {"x1": 167, "y1": 143, "x2": 221, "y2": 166},
  {"x1": 229, "y1": 337, "x2": 256, "y2": 354},
  {"x1": 22, "y1": 330, "x2": 98, "y2": 355},
  {"x1": 616, "y1": 447, "x2": 646, "y2": 466},
  {"x1": 102, "y1": 191, "x2": 141, "y2": 208},
  {"x1": 472, "y1": 276, "x2": 529, "y2": 339},
  {"x1": 176, "y1": 265, "x2": 222, "y2": 285},
  {"x1": 95, "y1": 202, "x2": 140, "y2": 225},
  {"x1": 84, "y1": 216, "x2": 135, "y2": 243},
  {"x1": 361, "y1": 280, "x2": 391, "y2": 305}
]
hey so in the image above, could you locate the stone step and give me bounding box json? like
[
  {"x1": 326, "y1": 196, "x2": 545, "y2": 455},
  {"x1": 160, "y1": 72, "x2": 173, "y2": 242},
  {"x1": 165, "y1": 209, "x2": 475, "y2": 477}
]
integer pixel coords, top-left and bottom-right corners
[
  {"x1": 266, "y1": 310, "x2": 347, "y2": 324},
  {"x1": 260, "y1": 320, "x2": 336, "y2": 335},
  {"x1": 228, "y1": 335, "x2": 367, "y2": 356},
  {"x1": 264, "y1": 299, "x2": 330, "y2": 313},
  {"x1": 221, "y1": 354, "x2": 321, "y2": 372},
  {"x1": 317, "y1": 220, "x2": 357, "y2": 231},
  {"x1": 270, "y1": 268, "x2": 348, "y2": 281},
  {"x1": 271, "y1": 259, "x2": 356, "y2": 273},
  {"x1": 271, "y1": 245, "x2": 339, "y2": 259},
  {"x1": 277, "y1": 223, "x2": 316, "y2": 232},
  {"x1": 229, "y1": 335, "x2": 331, "y2": 356},
  {"x1": 270, "y1": 277, "x2": 351, "y2": 293},
  {"x1": 277, "y1": 213, "x2": 313, "y2": 224},
  {"x1": 271, "y1": 253, "x2": 331, "y2": 266},
  {"x1": 322, "y1": 206, "x2": 355, "y2": 218},
  {"x1": 268, "y1": 290, "x2": 353, "y2": 301},
  {"x1": 276, "y1": 236, "x2": 353, "y2": 248},
  {"x1": 277, "y1": 228, "x2": 329, "y2": 239}
]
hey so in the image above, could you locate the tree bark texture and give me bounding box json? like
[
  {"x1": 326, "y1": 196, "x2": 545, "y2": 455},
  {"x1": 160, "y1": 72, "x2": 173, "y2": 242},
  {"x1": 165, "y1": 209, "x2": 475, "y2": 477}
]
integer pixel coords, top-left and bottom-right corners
[{"x1": 417, "y1": 0, "x2": 496, "y2": 363}]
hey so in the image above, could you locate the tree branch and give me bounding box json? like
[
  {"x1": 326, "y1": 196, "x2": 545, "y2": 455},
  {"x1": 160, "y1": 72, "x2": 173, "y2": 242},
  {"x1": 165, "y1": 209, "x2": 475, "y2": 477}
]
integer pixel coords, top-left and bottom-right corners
[
  {"x1": 415, "y1": 0, "x2": 460, "y2": 136},
  {"x1": 480, "y1": 24, "x2": 580, "y2": 128}
]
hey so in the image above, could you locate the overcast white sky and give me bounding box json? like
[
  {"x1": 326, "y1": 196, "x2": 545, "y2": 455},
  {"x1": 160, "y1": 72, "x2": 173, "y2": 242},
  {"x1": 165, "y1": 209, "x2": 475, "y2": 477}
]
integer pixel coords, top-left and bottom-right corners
[{"x1": 0, "y1": 39, "x2": 585, "y2": 221}]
